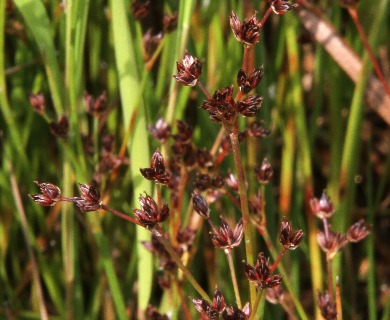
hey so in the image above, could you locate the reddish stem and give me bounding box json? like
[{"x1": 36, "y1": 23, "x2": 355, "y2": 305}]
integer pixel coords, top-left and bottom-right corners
[{"x1": 348, "y1": 8, "x2": 390, "y2": 99}]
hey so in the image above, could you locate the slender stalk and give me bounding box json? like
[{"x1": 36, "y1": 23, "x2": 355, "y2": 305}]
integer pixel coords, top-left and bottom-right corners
[
  {"x1": 270, "y1": 247, "x2": 288, "y2": 273},
  {"x1": 152, "y1": 229, "x2": 212, "y2": 303},
  {"x1": 229, "y1": 123, "x2": 256, "y2": 305},
  {"x1": 348, "y1": 8, "x2": 390, "y2": 99},
  {"x1": 101, "y1": 204, "x2": 140, "y2": 225},
  {"x1": 326, "y1": 254, "x2": 334, "y2": 301},
  {"x1": 7, "y1": 159, "x2": 49, "y2": 320},
  {"x1": 225, "y1": 249, "x2": 242, "y2": 309}
]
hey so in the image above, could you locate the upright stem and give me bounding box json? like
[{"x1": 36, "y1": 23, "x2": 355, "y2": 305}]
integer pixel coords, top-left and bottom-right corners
[
  {"x1": 326, "y1": 254, "x2": 334, "y2": 301},
  {"x1": 225, "y1": 249, "x2": 242, "y2": 309},
  {"x1": 336, "y1": 276, "x2": 343, "y2": 320},
  {"x1": 228, "y1": 123, "x2": 255, "y2": 305}
]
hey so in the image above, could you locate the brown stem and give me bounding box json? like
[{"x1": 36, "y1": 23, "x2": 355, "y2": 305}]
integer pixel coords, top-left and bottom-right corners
[
  {"x1": 270, "y1": 247, "x2": 288, "y2": 273},
  {"x1": 101, "y1": 204, "x2": 140, "y2": 225},
  {"x1": 228, "y1": 123, "x2": 255, "y2": 304},
  {"x1": 326, "y1": 253, "x2": 334, "y2": 302},
  {"x1": 197, "y1": 80, "x2": 212, "y2": 99},
  {"x1": 348, "y1": 8, "x2": 390, "y2": 99}
]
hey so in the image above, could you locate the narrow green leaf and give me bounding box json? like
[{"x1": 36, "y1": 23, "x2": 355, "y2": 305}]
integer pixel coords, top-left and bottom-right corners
[
  {"x1": 110, "y1": 0, "x2": 153, "y2": 313},
  {"x1": 14, "y1": 0, "x2": 64, "y2": 114}
]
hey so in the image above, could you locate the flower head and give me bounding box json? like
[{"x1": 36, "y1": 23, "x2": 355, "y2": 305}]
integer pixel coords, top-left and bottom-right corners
[
  {"x1": 173, "y1": 51, "x2": 202, "y2": 86},
  {"x1": 236, "y1": 94, "x2": 263, "y2": 117},
  {"x1": 269, "y1": 0, "x2": 299, "y2": 15},
  {"x1": 192, "y1": 288, "x2": 226, "y2": 319},
  {"x1": 73, "y1": 184, "x2": 102, "y2": 212},
  {"x1": 310, "y1": 191, "x2": 335, "y2": 219},
  {"x1": 211, "y1": 217, "x2": 244, "y2": 251},
  {"x1": 279, "y1": 220, "x2": 304, "y2": 250},
  {"x1": 148, "y1": 118, "x2": 171, "y2": 143},
  {"x1": 222, "y1": 303, "x2": 250, "y2": 320},
  {"x1": 243, "y1": 252, "x2": 283, "y2": 289},
  {"x1": 140, "y1": 149, "x2": 171, "y2": 185},
  {"x1": 237, "y1": 68, "x2": 264, "y2": 94},
  {"x1": 254, "y1": 158, "x2": 273, "y2": 184},
  {"x1": 230, "y1": 12, "x2": 261, "y2": 47},
  {"x1": 201, "y1": 85, "x2": 237, "y2": 124},
  {"x1": 192, "y1": 191, "x2": 210, "y2": 219},
  {"x1": 347, "y1": 219, "x2": 370, "y2": 243},
  {"x1": 133, "y1": 193, "x2": 169, "y2": 229},
  {"x1": 317, "y1": 229, "x2": 347, "y2": 259},
  {"x1": 29, "y1": 181, "x2": 61, "y2": 206},
  {"x1": 318, "y1": 291, "x2": 337, "y2": 320}
]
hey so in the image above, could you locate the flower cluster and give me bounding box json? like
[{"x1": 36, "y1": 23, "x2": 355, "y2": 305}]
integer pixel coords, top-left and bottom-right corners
[{"x1": 192, "y1": 288, "x2": 250, "y2": 320}]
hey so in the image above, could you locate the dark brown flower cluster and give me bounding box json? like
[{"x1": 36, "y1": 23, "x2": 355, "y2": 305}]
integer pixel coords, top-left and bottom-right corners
[
  {"x1": 268, "y1": 0, "x2": 299, "y2": 15},
  {"x1": 73, "y1": 183, "x2": 102, "y2": 212},
  {"x1": 317, "y1": 291, "x2": 337, "y2": 320},
  {"x1": 133, "y1": 193, "x2": 169, "y2": 229},
  {"x1": 83, "y1": 91, "x2": 107, "y2": 116},
  {"x1": 237, "y1": 68, "x2": 264, "y2": 94},
  {"x1": 311, "y1": 192, "x2": 371, "y2": 259},
  {"x1": 192, "y1": 288, "x2": 250, "y2": 320},
  {"x1": 230, "y1": 12, "x2": 261, "y2": 47},
  {"x1": 49, "y1": 115, "x2": 69, "y2": 139},
  {"x1": 140, "y1": 149, "x2": 171, "y2": 185},
  {"x1": 279, "y1": 220, "x2": 304, "y2": 250},
  {"x1": 30, "y1": 182, "x2": 102, "y2": 213},
  {"x1": 173, "y1": 51, "x2": 202, "y2": 86},
  {"x1": 254, "y1": 158, "x2": 273, "y2": 184},
  {"x1": 210, "y1": 217, "x2": 244, "y2": 251},
  {"x1": 29, "y1": 181, "x2": 62, "y2": 206},
  {"x1": 148, "y1": 118, "x2": 171, "y2": 143},
  {"x1": 243, "y1": 252, "x2": 283, "y2": 290},
  {"x1": 201, "y1": 85, "x2": 263, "y2": 124}
]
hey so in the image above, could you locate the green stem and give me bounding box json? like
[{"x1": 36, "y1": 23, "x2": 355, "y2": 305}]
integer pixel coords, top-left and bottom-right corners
[
  {"x1": 225, "y1": 249, "x2": 242, "y2": 309},
  {"x1": 249, "y1": 289, "x2": 264, "y2": 320}
]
